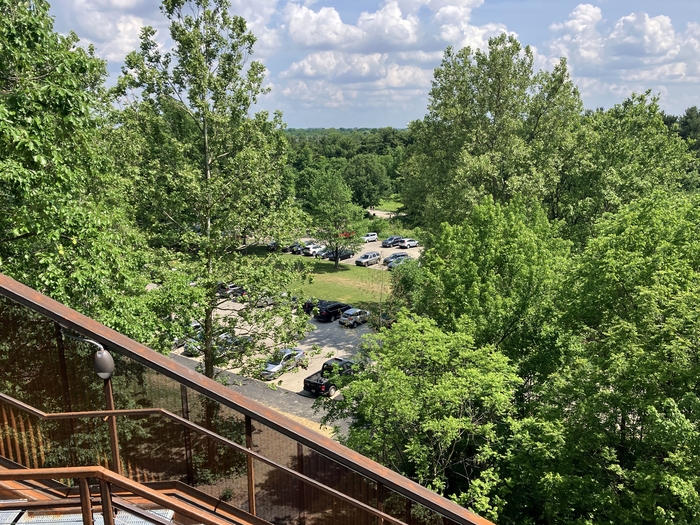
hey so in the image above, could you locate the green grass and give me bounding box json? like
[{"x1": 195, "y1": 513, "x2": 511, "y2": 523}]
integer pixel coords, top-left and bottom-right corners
[
  {"x1": 288, "y1": 257, "x2": 393, "y2": 310},
  {"x1": 376, "y1": 196, "x2": 404, "y2": 213}
]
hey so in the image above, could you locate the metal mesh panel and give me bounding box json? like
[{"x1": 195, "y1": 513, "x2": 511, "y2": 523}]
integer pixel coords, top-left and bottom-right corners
[
  {"x1": 300, "y1": 444, "x2": 376, "y2": 508},
  {"x1": 252, "y1": 457, "x2": 301, "y2": 524},
  {"x1": 0, "y1": 400, "x2": 111, "y2": 471},
  {"x1": 118, "y1": 414, "x2": 188, "y2": 483},
  {"x1": 0, "y1": 292, "x2": 468, "y2": 525}
]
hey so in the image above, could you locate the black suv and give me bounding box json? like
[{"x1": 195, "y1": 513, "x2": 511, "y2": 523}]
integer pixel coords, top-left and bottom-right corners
[
  {"x1": 314, "y1": 302, "x2": 352, "y2": 322},
  {"x1": 381, "y1": 235, "x2": 403, "y2": 248},
  {"x1": 303, "y1": 298, "x2": 325, "y2": 315}
]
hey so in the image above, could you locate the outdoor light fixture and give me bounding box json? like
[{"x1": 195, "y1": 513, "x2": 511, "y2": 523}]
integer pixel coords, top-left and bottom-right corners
[
  {"x1": 94, "y1": 348, "x2": 114, "y2": 380},
  {"x1": 60, "y1": 330, "x2": 122, "y2": 476}
]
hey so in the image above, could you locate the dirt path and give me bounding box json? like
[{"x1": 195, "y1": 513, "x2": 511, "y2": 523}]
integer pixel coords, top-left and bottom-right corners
[{"x1": 367, "y1": 208, "x2": 405, "y2": 220}]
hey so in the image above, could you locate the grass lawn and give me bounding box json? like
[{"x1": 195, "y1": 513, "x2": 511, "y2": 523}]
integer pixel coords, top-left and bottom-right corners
[
  {"x1": 376, "y1": 196, "x2": 404, "y2": 213},
  {"x1": 290, "y1": 257, "x2": 393, "y2": 310}
]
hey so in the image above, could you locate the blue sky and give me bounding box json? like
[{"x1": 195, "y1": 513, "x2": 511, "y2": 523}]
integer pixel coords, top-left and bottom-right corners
[{"x1": 48, "y1": 0, "x2": 700, "y2": 128}]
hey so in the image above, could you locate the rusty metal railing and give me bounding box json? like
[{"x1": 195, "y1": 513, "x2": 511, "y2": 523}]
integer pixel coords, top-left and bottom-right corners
[
  {"x1": 0, "y1": 465, "x2": 257, "y2": 525},
  {"x1": 0, "y1": 392, "x2": 408, "y2": 525},
  {"x1": 0, "y1": 272, "x2": 494, "y2": 525}
]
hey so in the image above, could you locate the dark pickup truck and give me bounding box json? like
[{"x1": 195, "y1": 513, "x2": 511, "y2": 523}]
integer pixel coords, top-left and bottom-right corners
[{"x1": 303, "y1": 357, "x2": 354, "y2": 396}]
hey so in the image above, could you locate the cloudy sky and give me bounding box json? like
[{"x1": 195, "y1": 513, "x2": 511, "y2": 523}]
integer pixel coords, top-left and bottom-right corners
[{"x1": 49, "y1": 0, "x2": 700, "y2": 128}]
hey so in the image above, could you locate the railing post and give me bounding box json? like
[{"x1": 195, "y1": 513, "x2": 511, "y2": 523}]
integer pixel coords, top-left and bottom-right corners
[
  {"x1": 245, "y1": 415, "x2": 256, "y2": 516},
  {"x1": 78, "y1": 477, "x2": 92, "y2": 525},
  {"x1": 99, "y1": 479, "x2": 114, "y2": 525},
  {"x1": 103, "y1": 379, "x2": 122, "y2": 476},
  {"x1": 180, "y1": 385, "x2": 194, "y2": 485}
]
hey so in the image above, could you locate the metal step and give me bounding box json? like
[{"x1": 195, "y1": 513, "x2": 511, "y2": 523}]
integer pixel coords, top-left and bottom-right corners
[{"x1": 15, "y1": 509, "x2": 174, "y2": 525}]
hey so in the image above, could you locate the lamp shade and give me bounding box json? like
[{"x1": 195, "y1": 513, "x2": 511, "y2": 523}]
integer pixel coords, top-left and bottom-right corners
[{"x1": 94, "y1": 349, "x2": 115, "y2": 380}]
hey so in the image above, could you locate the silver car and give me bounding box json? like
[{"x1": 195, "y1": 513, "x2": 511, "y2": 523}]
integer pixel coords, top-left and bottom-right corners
[
  {"x1": 397, "y1": 238, "x2": 418, "y2": 248},
  {"x1": 338, "y1": 308, "x2": 370, "y2": 328},
  {"x1": 355, "y1": 251, "x2": 381, "y2": 266},
  {"x1": 361, "y1": 232, "x2": 378, "y2": 242},
  {"x1": 260, "y1": 348, "x2": 306, "y2": 380}
]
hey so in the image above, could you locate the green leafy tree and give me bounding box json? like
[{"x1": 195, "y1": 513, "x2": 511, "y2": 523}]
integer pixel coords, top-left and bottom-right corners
[
  {"x1": 495, "y1": 192, "x2": 700, "y2": 524},
  {"x1": 307, "y1": 170, "x2": 364, "y2": 269},
  {"x1": 115, "y1": 0, "x2": 308, "y2": 381},
  {"x1": 550, "y1": 92, "x2": 695, "y2": 244},
  {"x1": 401, "y1": 34, "x2": 582, "y2": 230},
  {"x1": 0, "y1": 0, "x2": 156, "y2": 340},
  {"x1": 392, "y1": 197, "x2": 570, "y2": 387},
  {"x1": 343, "y1": 153, "x2": 392, "y2": 208},
  {"x1": 679, "y1": 106, "x2": 700, "y2": 154},
  {"x1": 320, "y1": 313, "x2": 520, "y2": 521}
]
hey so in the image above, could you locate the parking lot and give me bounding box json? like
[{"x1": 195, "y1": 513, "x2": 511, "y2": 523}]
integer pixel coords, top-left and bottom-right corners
[
  {"x1": 275, "y1": 316, "x2": 371, "y2": 393},
  {"x1": 298, "y1": 237, "x2": 422, "y2": 270},
  {"x1": 171, "y1": 235, "x2": 417, "y2": 414},
  {"x1": 173, "y1": 306, "x2": 373, "y2": 393}
]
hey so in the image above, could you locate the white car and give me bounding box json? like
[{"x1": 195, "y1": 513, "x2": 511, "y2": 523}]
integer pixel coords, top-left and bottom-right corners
[
  {"x1": 303, "y1": 244, "x2": 327, "y2": 256},
  {"x1": 397, "y1": 238, "x2": 419, "y2": 248},
  {"x1": 361, "y1": 233, "x2": 378, "y2": 243}
]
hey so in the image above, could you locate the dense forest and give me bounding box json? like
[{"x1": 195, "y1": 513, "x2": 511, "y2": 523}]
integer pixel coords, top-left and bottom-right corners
[{"x1": 4, "y1": 0, "x2": 700, "y2": 523}]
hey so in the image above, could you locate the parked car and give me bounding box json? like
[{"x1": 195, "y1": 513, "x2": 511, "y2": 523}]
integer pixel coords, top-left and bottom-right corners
[
  {"x1": 303, "y1": 298, "x2": 323, "y2": 315},
  {"x1": 255, "y1": 295, "x2": 276, "y2": 307},
  {"x1": 383, "y1": 252, "x2": 410, "y2": 265},
  {"x1": 303, "y1": 244, "x2": 327, "y2": 256},
  {"x1": 303, "y1": 357, "x2": 355, "y2": 396},
  {"x1": 267, "y1": 241, "x2": 279, "y2": 251},
  {"x1": 397, "y1": 238, "x2": 419, "y2": 248},
  {"x1": 361, "y1": 232, "x2": 378, "y2": 243},
  {"x1": 216, "y1": 283, "x2": 246, "y2": 298},
  {"x1": 355, "y1": 251, "x2": 381, "y2": 266},
  {"x1": 339, "y1": 308, "x2": 370, "y2": 328},
  {"x1": 388, "y1": 256, "x2": 414, "y2": 270},
  {"x1": 378, "y1": 312, "x2": 396, "y2": 329},
  {"x1": 281, "y1": 242, "x2": 300, "y2": 253},
  {"x1": 328, "y1": 249, "x2": 354, "y2": 261},
  {"x1": 260, "y1": 348, "x2": 306, "y2": 380},
  {"x1": 291, "y1": 240, "x2": 316, "y2": 255},
  {"x1": 381, "y1": 235, "x2": 403, "y2": 248},
  {"x1": 314, "y1": 301, "x2": 352, "y2": 322},
  {"x1": 318, "y1": 249, "x2": 334, "y2": 259}
]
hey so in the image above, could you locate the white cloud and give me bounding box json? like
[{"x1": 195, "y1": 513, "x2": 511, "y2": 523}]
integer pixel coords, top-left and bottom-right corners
[
  {"x1": 374, "y1": 63, "x2": 432, "y2": 88},
  {"x1": 550, "y1": 4, "x2": 604, "y2": 63},
  {"x1": 396, "y1": 50, "x2": 444, "y2": 62},
  {"x1": 281, "y1": 50, "x2": 432, "y2": 87},
  {"x1": 608, "y1": 12, "x2": 678, "y2": 60},
  {"x1": 357, "y1": 1, "x2": 420, "y2": 45},
  {"x1": 282, "y1": 51, "x2": 388, "y2": 80},
  {"x1": 284, "y1": 3, "x2": 364, "y2": 47},
  {"x1": 391, "y1": 0, "x2": 483, "y2": 17},
  {"x1": 101, "y1": 15, "x2": 146, "y2": 61},
  {"x1": 281, "y1": 79, "x2": 348, "y2": 107},
  {"x1": 622, "y1": 62, "x2": 687, "y2": 82},
  {"x1": 438, "y1": 20, "x2": 510, "y2": 49},
  {"x1": 545, "y1": 3, "x2": 700, "y2": 113}
]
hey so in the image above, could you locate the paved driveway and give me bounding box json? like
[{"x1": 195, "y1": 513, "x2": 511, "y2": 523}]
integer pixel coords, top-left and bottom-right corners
[
  {"x1": 171, "y1": 314, "x2": 372, "y2": 425},
  {"x1": 276, "y1": 317, "x2": 371, "y2": 393}
]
